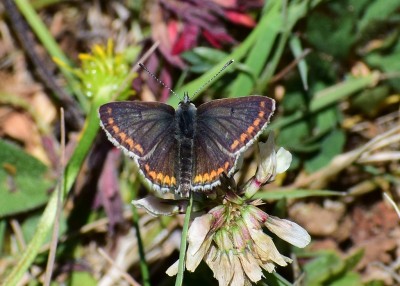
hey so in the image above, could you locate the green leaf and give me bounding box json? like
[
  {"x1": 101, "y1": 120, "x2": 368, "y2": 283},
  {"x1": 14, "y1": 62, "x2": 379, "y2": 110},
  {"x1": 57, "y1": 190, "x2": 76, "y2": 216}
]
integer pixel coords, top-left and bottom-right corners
[
  {"x1": 357, "y1": 0, "x2": 400, "y2": 35},
  {"x1": 329, "y1": 272, "x2": 362, "y2": 286},
  {"x1": 229, "y1": 0, "x2": 282, "y2": 97},
  {"x1": 303, "y1": 248, "x2": 365, "y2": 286},
  {"x1": 0, "y1": 219, "x2": 6, "y2": 253},
  {"x1": 277, "y1": 91, "x2": 309, "y2": 148},
  {"x1": 262, "y1": 272, "x2": 293, "y2": 286},
  {"x1": 254, "y1": 189, "x2": 343, "y2": 200},
  {"x1": 306, "y1": 2, "x2": 355, "y2": 59},
  {"x1": 315, "y1": 106, "x2": 341, "y2": 135},
  {"x1": 351, "y1": 86, "x2": 389, "y2": 117},
  {"x1": 344, "y1": 249, "x2": 364, "y2": 271},
  {"x1": 276, "y1": 119, "x2": 309, "y2": 151},
  {"x1": 186, "y1": 47, "x2": 227, "y2": 63},
  {"x1": 365, "y1": 46, "x2": 400, "y2": 91},
  {"x1": 0, "y1": 140, "x2": 54, "y2": 218},
  {"x1": 304, "y1": 252, "x2": 345, "y2": 286},
  {"x1": 305, "y1": 129, "x2": 346, "y2": 172},
  {"x1": 21, "y1": 213, "x2": 45, "y2": 244},
  {"x1": 348, "y1": 0, "x2": 371, "y2": 16},
  {"x1": 364, "y1": 280, "x2": 385, "y2": 286},
  {"x1": 21, "y1": 209, "x2": 67, "y2": 244},
  {"x1": 281, "y1": 91, "x2": 307, "y2": 113},
  {"x1": 365, "y1": 40, "x2": 400, "y2": 69},
  {"x1": 181, "y1": 48, "x2": 226, "y2": 74},
  {"x1": 310, "y1": 74, "x2": 380, "y2": 112},
  {"x1": 289, "y1": 34, "x2": 309, "y2": 90},
  {"x1": 69, "y1": 271, "x2": 97, "y2": 286}
]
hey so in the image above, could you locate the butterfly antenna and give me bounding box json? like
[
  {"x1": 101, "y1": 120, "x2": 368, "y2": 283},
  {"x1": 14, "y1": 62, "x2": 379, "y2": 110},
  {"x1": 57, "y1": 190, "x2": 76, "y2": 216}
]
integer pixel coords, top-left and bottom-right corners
[
  {"x1": 191, "y1": 59, "x2": 234, "y2": 98},
  {"x1": 139, "y1": 63, "x2": 179, "y2": 98}
]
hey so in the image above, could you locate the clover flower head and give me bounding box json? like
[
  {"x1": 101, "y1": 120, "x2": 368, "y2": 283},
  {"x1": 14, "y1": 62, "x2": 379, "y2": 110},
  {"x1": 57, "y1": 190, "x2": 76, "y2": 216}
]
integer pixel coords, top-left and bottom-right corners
[{"x1": 134, "y1": 133, "x2": 310, "y2": 285}]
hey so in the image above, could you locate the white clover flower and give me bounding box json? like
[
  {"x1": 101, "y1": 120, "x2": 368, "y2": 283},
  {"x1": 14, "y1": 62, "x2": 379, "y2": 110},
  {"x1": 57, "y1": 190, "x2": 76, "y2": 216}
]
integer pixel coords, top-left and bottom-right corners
[
  {"x1": 166, "y1": 189, "x2": 310, "y2": 285},
  {"x1": 134, "y1": 133, "x2": 310, "y2": 286},
  {"x1": 244, "y1": 132, "x2": 292, "y2": 198}
]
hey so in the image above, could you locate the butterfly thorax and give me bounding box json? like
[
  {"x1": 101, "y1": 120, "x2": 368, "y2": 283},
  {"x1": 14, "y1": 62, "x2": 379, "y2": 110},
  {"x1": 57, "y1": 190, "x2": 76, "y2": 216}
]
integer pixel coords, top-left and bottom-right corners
[{"x1": 175, "y1": 99, "x2": 197, "y2": 196}]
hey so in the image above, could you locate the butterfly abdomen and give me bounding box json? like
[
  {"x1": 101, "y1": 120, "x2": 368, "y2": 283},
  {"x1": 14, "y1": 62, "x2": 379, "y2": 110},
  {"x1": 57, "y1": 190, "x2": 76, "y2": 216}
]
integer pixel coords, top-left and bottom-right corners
[
  {"x1": 175, "y1": 102, "x2": 197, "y2": 196},
  {"x1": 177, "y1": 138, "x2": 193, "y2": 195}
]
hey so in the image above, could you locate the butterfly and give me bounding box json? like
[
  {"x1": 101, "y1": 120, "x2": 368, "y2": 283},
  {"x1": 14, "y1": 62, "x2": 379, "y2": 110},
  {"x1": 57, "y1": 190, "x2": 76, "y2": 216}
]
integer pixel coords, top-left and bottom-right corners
[{"x1": 99, "y1": 92, "x2": 275, "y2": 197}]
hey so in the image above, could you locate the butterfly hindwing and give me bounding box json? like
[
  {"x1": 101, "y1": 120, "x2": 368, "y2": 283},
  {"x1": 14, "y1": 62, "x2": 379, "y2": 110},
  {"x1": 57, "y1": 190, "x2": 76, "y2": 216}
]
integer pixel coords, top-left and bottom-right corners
[
  {"x1": 138, "y1": 135, "x2": 178, "y2": 191},
  {"x1": 192, "y1": 96, "x2": 275, "y2": 188},
  {"x1": 192, "y1": 130, "x2": 236, "y2": 190}
]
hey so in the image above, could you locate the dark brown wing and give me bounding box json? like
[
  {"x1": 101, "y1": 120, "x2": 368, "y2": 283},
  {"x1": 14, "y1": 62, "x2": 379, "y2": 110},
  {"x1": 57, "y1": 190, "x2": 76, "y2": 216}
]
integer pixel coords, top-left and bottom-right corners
[
  {"x1": 192, "y1": 96, "x2": 275, "y2": 190},
  {"x1": 99, "y1": 101, "x2": 178, "y2": 191}
]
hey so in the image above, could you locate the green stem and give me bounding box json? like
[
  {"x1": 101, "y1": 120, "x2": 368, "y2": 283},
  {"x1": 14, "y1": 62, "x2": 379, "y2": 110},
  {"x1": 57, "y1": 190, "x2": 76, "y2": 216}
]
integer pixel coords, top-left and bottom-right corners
[
  {"x1": 63, "y1": 98, "x2": 104, "y2": 192},
  {"x1": 132, "y1": 206, "x2": 151, "y2": 286},
  {"x1": 175, "y1": 193, "x2": 194, "y2": 286}
]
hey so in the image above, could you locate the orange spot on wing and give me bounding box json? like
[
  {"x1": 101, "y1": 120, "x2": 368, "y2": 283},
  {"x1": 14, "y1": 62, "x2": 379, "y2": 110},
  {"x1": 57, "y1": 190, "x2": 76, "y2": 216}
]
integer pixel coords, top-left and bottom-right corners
[
  {"x1": 258, "y1": 111, "x2": 265, "y2": 118},
  {"x1": 118, "y1": 132, "x2": 126, "y2": 141},
  {"x1": 134, "y1": 144, "x2": 144, "y2": 154},
  {"x1": 156, "y1": 173, "x2": 164, "y2": 183},
  {"x1": 112, "y1": 125, "x2": 120, "y2": 133},
  {"x1": 164, "y1": 175, "x2": 171, "y2": 185},
  {"x1": 240, "y1": 133, "x2": 248, "y2": 142},
  {"x1": 224, "y1": 162, "x2": 230, "y2": 170},
  {"x1": 247, "y1": 126, "x2": 255, "y2": 135},
  {"x1": 108, "y1": 118, "x2": 114, "y2": 125},
  {"x1": 194, "y1": 175, "x2": 202, "y2": 184},
  {"x1": 143, "y1": 164, "x2": 174, "y2": 187},
  {"x1": 149, "y1": 171, "x2": 156, "y2": 180},
  {"x1": 107, "y1": 107, "x2": 112, "y2": 114},
  {"x1": 210, "y1": 170, "x2": 217, "y2": 180},
  {"x1": 125, "y1": 138, "x2": 134, "y2": 149},
  {"x1": 253, "y1": 118, "x2": 261, "y2": 126},
  {"x1": 260, "y1": 101, "x2": 265, "y2": 108},
  {"x1": 231, "y1": 140, "x2": 239, "y2": 150},
  {"x1": 194, "y1": 171, "x2": 221, "y2": 184}
]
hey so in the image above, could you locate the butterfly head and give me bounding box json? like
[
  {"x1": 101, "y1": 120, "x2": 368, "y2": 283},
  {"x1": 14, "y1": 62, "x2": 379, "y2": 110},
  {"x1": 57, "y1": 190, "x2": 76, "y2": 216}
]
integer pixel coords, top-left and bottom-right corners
[
  {"x1": 180, "y1": 92, "x2": 191, "y2": 105},
  {"x1": 178, "y1": 92, "x2": 196, "y2": 110}
]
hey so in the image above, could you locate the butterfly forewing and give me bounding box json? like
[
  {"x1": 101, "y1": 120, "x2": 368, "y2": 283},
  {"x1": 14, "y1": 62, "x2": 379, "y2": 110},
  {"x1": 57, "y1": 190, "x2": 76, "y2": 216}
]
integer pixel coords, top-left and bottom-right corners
[
  {"x1": 99, "y1": 101, "x2": 175, "y2": 158},
  {"x1": 196, "y1": 96, "x2": 275, "y2": 155},
  {"x1": 192, "y1": 96, "x2": 275, "y2": 188}
]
